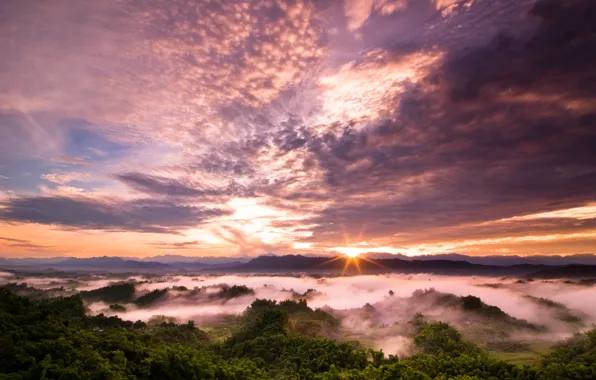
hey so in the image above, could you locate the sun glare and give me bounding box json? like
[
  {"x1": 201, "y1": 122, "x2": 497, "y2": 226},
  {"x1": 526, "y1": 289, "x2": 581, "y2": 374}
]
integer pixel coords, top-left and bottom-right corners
[
  {"x1": 344, "y1": 250, "x2": 361, "y2": 258},
  {"x1": 320, "y1": 252, "x2": 384, "y2": 275},
  {"x1": 323, "y1": 227, "x2": 388, "y2": 274},
  {"x1": 336, "y1": 247, "x2": 362, "y2": 258}
]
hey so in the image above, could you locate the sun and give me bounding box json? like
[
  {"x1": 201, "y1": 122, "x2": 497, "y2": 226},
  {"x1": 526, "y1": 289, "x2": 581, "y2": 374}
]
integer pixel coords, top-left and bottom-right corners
[
  {"x1": 333, "y1": 246, "x2": 363, "y2": 258},
  {"x1": 319, "y1": 252, "x2": 384, "y2": 275},
  {"x1": 321, "y1": 224, "x2": 385, "y2": 274},
  {"x1": 343, "y1": 249, "x2": 361, "y2": 258}
]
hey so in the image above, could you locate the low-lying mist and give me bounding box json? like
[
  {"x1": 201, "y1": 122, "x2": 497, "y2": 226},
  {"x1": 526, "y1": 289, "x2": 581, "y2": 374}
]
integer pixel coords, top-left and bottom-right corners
[{"x1": 2, "y1": 271, "x2": 594, "y2": 357}]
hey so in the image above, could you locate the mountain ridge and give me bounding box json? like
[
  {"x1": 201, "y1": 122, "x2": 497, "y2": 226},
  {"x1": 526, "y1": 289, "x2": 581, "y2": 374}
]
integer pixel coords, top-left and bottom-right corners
[
  {"x1": 3, "y1": 252, "x2": 596, "y2": 266},
  {"x1": 2, "y1": 253, "x2": 596, "y2": 277},
  {"x1": 228, "y1": 254, "x2": 596, "y2": 277}
]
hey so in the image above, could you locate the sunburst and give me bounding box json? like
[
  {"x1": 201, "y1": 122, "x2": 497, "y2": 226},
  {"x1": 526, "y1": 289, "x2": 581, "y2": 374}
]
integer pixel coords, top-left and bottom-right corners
[
  {"x1": 319, "y1": 223, "x2": 386, "y2": 275},
  {"x1": 320, "y1": 252, "x2": 385, "y2": 275}
]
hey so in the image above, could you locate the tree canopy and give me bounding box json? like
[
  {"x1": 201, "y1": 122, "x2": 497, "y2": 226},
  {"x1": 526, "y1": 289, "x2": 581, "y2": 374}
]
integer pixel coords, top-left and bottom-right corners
[{"x1": 1, "y1": 289, "x2": 596, "y2": 379}]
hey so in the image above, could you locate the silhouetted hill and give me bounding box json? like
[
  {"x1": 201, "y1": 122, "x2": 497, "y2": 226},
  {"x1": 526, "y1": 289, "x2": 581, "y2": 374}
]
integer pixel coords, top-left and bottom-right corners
[
  {"x1": 3, "y1": 254, "x2": 596, "y2": 277},
  {"x1": 167, "y1": 260, "x2": 247, "y2": 270},
  {"x1": 55, "y1": 257, "x2": 171, "y2": 270},
  {"x1": 225, "y1": 254, "x2": 596, "y2": 277},
  {"x1": 529, "y1": 264, "x2": 596, "y2": 278},
  {"x1": 0, "y1": 255, "x2": 250, "y2": 273},
  {"x1": 365, "y1": 253, "x2": 596, "y2": 266},
  {"x1": 4, "y1": 253, "x2": 596, "y2": 271},
  {"x1": 228, "y1": 255, "x2": 542, "y2": 276},
  {"x1": 242, "y1": 255, "x2": 331, "y2": 270},
  {"x1": 142, "y1": 255, "x2": 251, "y2": 265}
]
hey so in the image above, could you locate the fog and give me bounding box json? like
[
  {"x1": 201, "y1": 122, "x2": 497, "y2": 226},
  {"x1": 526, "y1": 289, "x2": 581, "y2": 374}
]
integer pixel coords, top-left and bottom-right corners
[
  {"x1": 0, "y1": 271, "x2": 13, "y2": 278},
  {"x1": 2, "y1": 272, "x2": 595, "y2": 356},
  {"x1": 125, "y1": 274, "x2": 596, "y2": 324}
]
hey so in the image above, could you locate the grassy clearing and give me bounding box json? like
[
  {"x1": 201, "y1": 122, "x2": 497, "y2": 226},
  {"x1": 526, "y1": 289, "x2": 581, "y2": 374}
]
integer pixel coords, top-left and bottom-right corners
[{"x1": 491, "y1": 342, "x2": 554, "y2": 366}]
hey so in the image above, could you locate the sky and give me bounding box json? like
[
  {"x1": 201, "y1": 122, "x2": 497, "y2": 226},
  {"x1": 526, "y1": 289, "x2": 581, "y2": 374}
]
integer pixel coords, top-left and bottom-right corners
[{"x1": 0, "y1": 0, "x2": 595, "y2": 259}]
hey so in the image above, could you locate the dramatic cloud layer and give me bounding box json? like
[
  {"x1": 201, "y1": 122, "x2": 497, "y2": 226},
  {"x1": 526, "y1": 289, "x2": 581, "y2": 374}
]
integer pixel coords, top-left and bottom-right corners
[
  {"x1": 0, "y1": 0, "x2": 595, "y2": 258},
  {"x1": 0, "y1": 196, "x2": 230, "y2": 233}
]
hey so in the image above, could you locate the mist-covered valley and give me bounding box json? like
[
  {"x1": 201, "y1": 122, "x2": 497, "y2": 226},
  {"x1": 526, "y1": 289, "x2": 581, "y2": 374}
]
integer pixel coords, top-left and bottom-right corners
[{"x1": 2, "y1": 269, "x2": 595, "y2": 370}]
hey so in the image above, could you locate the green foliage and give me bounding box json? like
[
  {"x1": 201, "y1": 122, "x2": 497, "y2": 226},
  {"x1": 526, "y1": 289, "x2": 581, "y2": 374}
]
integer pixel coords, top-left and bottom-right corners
[
  {"x1": 215, "y1": 285, "x2": 255, "y2": 300},
  {"x1": 80, "y1": 283, "x2": 136, "y2": 303},
  {"x1": 528, "y1": 296, "x2": 562, "y2": 309},
  {"x1": 109, "y1": 304, "x2": 127, "y2": 312},
  {"x1": 2, "y1": 289, "x2": 596, "y2": 379},
  {"x1": 477, "y1": 283, "x2": 505, "y2": 289},
  {"x1": 564, "y1": 330, "x2": 592, "y2": 350},
  {"x1": 524, "y1": 295, "x2": 584, "y2": 325},
  {"x1": 0, "y1": 289, "x2": 261, "y2": 379},
  {"x1": 412, "y1": 289, "x2": 544, "y2": 332},
  {"x1": 460, "y1": 295, "x2": 521, "y2": 323},
  {"x1": 0, "y1": 283, "x2": 68, "y2": 299},
  {"x1": 221, "y1": 305, "x2": 370, "y2": 378},
  {"x1": 147, "y1": 315, "x2": 178, "y2": 327},
  {"x1": 414, "y1": 322, "x2": 483, "y2": 357},
  {"x1": 485, "y1": 340, "x2": 531, "y2": 353},
  {"x1": 241, "y1": 299, "x2": 339, "y2": 338},
  {"x1": 134, "y1": 289, "x2": 168, "y2": 307},
  {"x1": 541, "y1": 330, "x2": 596, "y2": 378}
]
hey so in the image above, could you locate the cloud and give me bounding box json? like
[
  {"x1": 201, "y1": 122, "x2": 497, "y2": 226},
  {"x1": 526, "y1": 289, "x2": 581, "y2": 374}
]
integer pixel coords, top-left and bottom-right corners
[
  {"x1": 41, "y1": 172, "x2": 93, "y2": 185},
  {"x1": 151, "y1": 241, "x2": 204, "y2": 250},
  {"x1": 316, "y1": 49, "x2": 444, "y2": 124},
  {"x1": 0, "y1": 196, "x2": 231, "y2": 234},
  {"x1": 114, "y1": 172, "x2": 253, "y2": 199},
  {"x1": 343, "y1": 0, "x2": 408, "y2": 32},
  {"x1": 0, "y1": 111, "x2": 65, "y2": 164},
  {"x1": 288, "y1": 0, "x2": 596, "y2": 249},
  {"x1": 115, "y1": 173, "x2": 210, "y2": 197},
  {"x1": 0, "y1": 236, "x2": 52, "y2": 251},
  {"x1": 0, "y1": 0, "x2": 326, "y2": 148},
  {"x1": 496, "y1": 204, "x2": 596, "y2": 222},
  {"x1": 50, "y1": 156, "x2": 92, "y2": 166},
  {"x1": 0, "y1": 236, "x2": 27, "y2": 244},
  {"x1": 1, "y1": 0, "x2": 595, "y2": 256}
]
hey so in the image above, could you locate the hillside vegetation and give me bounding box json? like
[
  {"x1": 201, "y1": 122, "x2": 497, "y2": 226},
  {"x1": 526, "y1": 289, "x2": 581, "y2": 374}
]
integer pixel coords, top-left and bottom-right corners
[{"x1": 1, "y1": 289, "x2": 596, "y2": 379}]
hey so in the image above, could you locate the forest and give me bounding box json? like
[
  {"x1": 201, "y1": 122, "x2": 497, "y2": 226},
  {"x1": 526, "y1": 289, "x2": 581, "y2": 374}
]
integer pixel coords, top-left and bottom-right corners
[{"x1": 1, "y1": 272, "x2": 596, "y2": 379}]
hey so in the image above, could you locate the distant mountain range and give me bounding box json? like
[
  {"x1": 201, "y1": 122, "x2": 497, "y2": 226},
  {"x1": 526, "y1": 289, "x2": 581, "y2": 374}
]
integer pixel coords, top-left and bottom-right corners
[
  {"x1": 57, "y1": 257, "x2": 171, "y2": 270},
  {"x1": 0, "y1": 256, "x2": 244, "y2": 271},
  {"x1": 235, "y1": 255, "x2": 596, "y2": 277},
  {"x1": 364, "y1": 253, "x2": 596, "y2": 266},
  {"x1": 1, "y1": 253, "x2": 596, "y2": 277},
  {"x1": 138, "y1": 255, "x2": 251, "y2": 265},
  {"x1": 231, "y1": 254, "x2": 551, "y2": 277}
]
